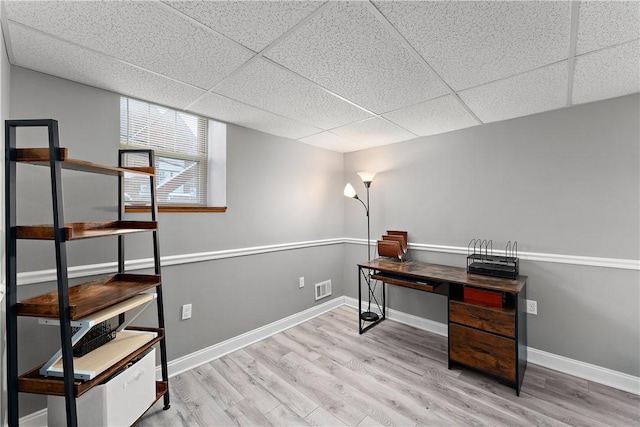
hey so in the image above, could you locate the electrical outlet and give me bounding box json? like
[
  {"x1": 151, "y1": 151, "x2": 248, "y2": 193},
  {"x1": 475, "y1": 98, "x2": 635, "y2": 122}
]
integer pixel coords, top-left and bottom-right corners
[
  {"x1": 526, "y1": 299, "x2": 537, "y2": 315},
  {"x1": 181, "y1": 303, "x2": 192, "y2": 320},
  {"x1": 299, "y1": 277, "x2": 305, "y2": 288}
]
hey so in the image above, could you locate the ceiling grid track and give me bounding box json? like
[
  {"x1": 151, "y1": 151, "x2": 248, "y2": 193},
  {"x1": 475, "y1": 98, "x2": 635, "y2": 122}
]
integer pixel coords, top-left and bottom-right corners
[
  {"x1": 566, "y1": 1, "x2": 581, "y2": 108},
  {"x1": 182, "y1": 1, "x2": 335, "y2": 112},
  {"x1": 0, "y1": 1, "x2": 16, "y2": 64},
  {"x1": 4, "y1": 20, "x2": 206, "y2": 97},
  {"x1": 365, "y1": 1, "x2": 484, "y2": 125}
]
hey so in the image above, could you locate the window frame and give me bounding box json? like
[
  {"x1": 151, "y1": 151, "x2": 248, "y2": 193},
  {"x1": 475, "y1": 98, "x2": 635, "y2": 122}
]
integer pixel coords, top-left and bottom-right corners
[{"x1": 120, "y1": 97, "x2": 226, "y2": 213}]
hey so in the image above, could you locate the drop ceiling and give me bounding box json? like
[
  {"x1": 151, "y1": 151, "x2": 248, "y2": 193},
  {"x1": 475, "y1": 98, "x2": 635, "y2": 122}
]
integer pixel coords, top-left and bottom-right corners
[{"x1": 1, "y1": 1, "x2": 639, "y2": 153}]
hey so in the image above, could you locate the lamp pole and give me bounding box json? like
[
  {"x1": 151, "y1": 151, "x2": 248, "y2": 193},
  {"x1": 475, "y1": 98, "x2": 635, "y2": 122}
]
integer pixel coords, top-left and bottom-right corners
[
  {"x1": 357, "y1": 173, "x2": 378, "y2": 322},
  {"x1": 344, "y1": 172, "x2": 378, "y2": 322},
  {"x1": 364, "y1": 181, "x2": 371, "y2": 262}
]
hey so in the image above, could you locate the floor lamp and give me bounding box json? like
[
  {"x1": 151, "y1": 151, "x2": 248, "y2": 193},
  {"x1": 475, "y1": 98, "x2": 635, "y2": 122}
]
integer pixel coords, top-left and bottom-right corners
[{"x1": 344, "y1": 171, "x2": 378, "y2": 322}]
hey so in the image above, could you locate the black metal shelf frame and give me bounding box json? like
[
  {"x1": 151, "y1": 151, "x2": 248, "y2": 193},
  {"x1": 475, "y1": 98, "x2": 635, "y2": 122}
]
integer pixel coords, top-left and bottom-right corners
[{"x1": 5, "y1": 119, "x2": 170, "y2": 427}]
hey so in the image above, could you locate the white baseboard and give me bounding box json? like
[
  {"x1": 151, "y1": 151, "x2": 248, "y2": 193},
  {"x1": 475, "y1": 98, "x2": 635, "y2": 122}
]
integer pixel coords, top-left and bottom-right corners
[
  {"x1": 527, "y1": 347, "x2": 640, "y2": 395},
  {"x1": 18, "y1": 408, "x2": 46, "y2": 427},
  {"x1": 344, "y1": 296, "x2": 639, "y2": 395},
  {"x1": 19, "y1": 296, "x2": 639, "y2": 425},
  {"x1": 161, "y1": 296, "x2": 345, "y2": 378},
  {"x1": 20, "y1": 297, "x2": 345, "y2": 427},
  {"x1": 343, "y1": 296, "x2": 449, "y2": 337}
]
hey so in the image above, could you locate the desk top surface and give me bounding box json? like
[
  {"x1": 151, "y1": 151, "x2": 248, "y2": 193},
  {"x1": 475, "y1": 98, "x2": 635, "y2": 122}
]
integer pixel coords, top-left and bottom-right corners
[{"x1": 358, "y1": 258, "x2": 526, "y2": 294}]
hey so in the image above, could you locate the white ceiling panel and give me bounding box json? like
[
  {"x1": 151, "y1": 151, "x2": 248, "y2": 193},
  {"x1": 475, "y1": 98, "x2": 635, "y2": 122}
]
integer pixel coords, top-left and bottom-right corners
[
  {"x1": 331, "y1": 117, "x2": 416, "y2": 148},
  {"x1": 383, "y1": 95, "x2": 480, "y2": 137},
  {"x1": 459, "y1": 62, "x2": 568, "y2": 124},
  {"x1": 573, "y1": 42, "x2": 640, "y2": 106},
  {"x1": 265, "y1": 1, "x2": 448, "y2": 114},
  {"x1": 8, "y1": 23, "x2": 205, "y2": 109},
  {"x1": 374, "y1": 1, "x2": 571, "y2": 91},
  {"x1": 576, "y1": 1, "x2": 640, "y2": 55},
  {"x1": 189, "y1": 92, "x2": 321, "y2": 140},
  {"x1": 164, "y1": 0, "x2": 324, "y2": 52},
  {"x1": 299, "y1": 131, "x2": 368, "y2": 153},
  {"x1": 5, "y1": 1, "x2": 253, "y2": 89},
  {"x1": 214, "y1": 58, "x2": 372, "y2": 130},
  {"x1": 3, "y1": 1, "x2": 639, "y2": 153}
]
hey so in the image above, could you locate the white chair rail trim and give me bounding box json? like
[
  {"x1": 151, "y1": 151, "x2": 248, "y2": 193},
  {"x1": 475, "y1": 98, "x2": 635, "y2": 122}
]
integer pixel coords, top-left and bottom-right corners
[
  {"x1": 16, "y1": 237, "x2": 639, "y2": 286},
  {"x1": 345, "y1": 238, "x2": 640, "y2": 271}
]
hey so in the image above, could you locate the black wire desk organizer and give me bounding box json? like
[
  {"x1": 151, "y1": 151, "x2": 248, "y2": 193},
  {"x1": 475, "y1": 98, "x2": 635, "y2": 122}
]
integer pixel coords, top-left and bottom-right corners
[
  {"x1": 72, "y1": 320, "x2": 117, "y2": 357},
  {"x1": 467, "y1": 239, "x2": 519, "y2": 279}
]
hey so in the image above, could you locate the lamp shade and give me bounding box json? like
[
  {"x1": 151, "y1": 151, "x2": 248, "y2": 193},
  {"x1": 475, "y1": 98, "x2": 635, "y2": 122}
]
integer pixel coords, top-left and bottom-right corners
[
  {"x1": 343, "y1": 183, "x2": 357, "y2": 198},
  {"x1": 357, "y1": 171, "x2": 377, "y2": 184}
]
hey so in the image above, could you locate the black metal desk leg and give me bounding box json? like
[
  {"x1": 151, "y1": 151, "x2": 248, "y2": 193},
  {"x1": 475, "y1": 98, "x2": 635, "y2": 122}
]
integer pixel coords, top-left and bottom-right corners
[
  {"x1": 358, "y1": 266, "x2": 384, "y2": 334},
  {"x1": 358, "y1": 266, "x2": 363, "y2": 334}
]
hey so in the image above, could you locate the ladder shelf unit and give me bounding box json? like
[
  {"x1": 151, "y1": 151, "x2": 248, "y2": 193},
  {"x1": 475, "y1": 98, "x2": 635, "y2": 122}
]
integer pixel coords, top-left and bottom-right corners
[{"x1": 5, "y1": 119, "x2": 170, "y2": 427}]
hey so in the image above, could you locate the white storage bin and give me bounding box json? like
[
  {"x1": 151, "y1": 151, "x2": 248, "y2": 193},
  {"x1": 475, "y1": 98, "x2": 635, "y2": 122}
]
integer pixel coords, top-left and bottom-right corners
[{"x1": 48, "y1": 349, "x2": 156, "y2": 427}]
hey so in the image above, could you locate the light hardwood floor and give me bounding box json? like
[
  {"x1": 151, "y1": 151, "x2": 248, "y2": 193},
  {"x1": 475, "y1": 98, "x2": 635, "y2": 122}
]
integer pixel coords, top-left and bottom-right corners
[{"x1": 138, "y1": 306, "x2": 639, "y2": 426}]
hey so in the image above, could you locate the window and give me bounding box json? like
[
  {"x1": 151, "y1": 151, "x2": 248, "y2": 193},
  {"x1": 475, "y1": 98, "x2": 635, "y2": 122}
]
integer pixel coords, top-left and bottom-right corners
[{"x1": 120, "y1": 97, "x2": 225, "y2": 211}]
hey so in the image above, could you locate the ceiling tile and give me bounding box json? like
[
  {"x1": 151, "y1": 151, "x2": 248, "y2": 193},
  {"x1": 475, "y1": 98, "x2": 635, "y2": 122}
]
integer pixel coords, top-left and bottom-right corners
[
  {"x1": 265, "y1": 2, "x2": 447, "y2": 114},
  {"x1": 459, "y1": 62, "x2": 568, "y2": 123},
  {"x1": 374, "y1": 1, "x2": 571, "y2": 91},
  {"x1": 331, "y1": 117, "x2": 416, "y2": 147},
  {"x1": 576, "y1": 1, "x2": 640, "y2": 55},
  {"x1": 383, "y1": 95, "x2": 480, "y2": 137},
  {"x1": 189, "y1": 92, "x2": 321, "y2": 140},
  {"x1": 214, "y1": 58, "x2": 372, "y2": 130},
  {"x1": 5, "y1": 1, "x2": 253, "y2": 89},
  {"x1": 299, "y1": 131, "x2": 368, "y2": 153},
  {"x1": 165, "y1": 1, "x2": 324, "y2": 52},
  {"x1": 8, "y1": 23, "x2": 205, "y2": 109},
  {"x1": 573, "y1": 42, "x2": 640, "y2": 106}
]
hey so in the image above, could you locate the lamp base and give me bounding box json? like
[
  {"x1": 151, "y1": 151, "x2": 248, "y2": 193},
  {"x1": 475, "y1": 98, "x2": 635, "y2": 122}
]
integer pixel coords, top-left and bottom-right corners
[{"x1": 360, "y1": 311, "x2": 379, "y2": 322}]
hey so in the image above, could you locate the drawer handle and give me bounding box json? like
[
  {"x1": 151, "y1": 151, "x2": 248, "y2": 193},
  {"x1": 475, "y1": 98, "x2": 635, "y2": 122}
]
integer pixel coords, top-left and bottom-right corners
[
  {"x1": 469, "y1": 314, "x2": 483, "y2": 320},
  {"x1": 471, "y1": 346, "x2": 490, "y2": 355}
]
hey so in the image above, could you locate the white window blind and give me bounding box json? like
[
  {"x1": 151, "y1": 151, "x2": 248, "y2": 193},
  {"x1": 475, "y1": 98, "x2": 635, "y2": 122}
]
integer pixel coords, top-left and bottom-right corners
[{"x1": 120, "y1": 97, "x2": 208, "y2": 206}]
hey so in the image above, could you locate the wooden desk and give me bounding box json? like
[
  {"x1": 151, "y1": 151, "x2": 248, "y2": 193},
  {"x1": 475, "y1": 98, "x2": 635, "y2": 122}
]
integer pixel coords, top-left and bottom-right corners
[{"x1": 357, "y1": 258, "x2": 527, "y2": 395}]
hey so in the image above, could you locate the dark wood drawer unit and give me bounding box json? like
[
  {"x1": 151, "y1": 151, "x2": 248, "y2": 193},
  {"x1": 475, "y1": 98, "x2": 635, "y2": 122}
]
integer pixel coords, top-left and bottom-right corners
[
  {"x1": 449, "y1": 301, "x2": 515, "y2": 337},
  {"x1": 449, "y1": 323, "x2": 516, "y2": 383},
  {"x1": 448, "y1": 280, "x2": 527, "y2": 396}
]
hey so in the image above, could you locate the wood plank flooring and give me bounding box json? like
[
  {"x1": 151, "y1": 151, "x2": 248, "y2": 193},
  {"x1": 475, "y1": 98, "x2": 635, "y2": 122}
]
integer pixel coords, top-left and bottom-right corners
[{"x1": 138, "y1": 306, "x2": 639, "y2": 426}]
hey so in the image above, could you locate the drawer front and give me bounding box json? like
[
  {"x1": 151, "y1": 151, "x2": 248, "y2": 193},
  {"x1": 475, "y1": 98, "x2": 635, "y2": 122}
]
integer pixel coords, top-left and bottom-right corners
[
  {"x1": 449, "y1": 323, "x2": 516, "y2": 382},
  {"x1": 449, "y1": 301, "x2": 515, "y2": 337}
]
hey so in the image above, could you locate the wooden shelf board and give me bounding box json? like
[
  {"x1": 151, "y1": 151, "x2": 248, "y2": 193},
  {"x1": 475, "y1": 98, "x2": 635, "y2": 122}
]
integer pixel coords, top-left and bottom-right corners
[
  {"x1": 49, "y1": 330, "x2": 155, "y2": 376},
  {"x1": 155, "y1": 381, "x2": 168, "y2": 401},
  {"x1": 15, "y1": 148, "x2": 154, "y2": 176},
  {"x1": 371, "y1": 273, "x2": 437, "y2": 292},
  {"x1": 18, "y1": 328, "x2": 163, "y2": 397},
  {"x1": 17, "y1": 274, "x2": 161, "y2": 319},
  {"x1": 16, "y1": 220, "x2": 157, "y2": 240}
]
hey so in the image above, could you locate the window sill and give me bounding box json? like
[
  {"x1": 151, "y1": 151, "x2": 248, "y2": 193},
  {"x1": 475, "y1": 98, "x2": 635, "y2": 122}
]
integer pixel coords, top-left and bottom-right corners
[{"x1": 125, "y1": 206, "x2": 227, "y2": 213}]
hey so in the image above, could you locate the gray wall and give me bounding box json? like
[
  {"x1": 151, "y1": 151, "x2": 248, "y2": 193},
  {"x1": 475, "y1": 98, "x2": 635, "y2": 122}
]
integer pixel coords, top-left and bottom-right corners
[
  {"x1": 8, "y1": 67, "x2": 345, "y2": 416},
  {"x1": 5, "y1": 64, "x2": 640, "y2": 418},
  {"x1": 343, "y1": 94, "x2": 640, "y2": 376}
]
